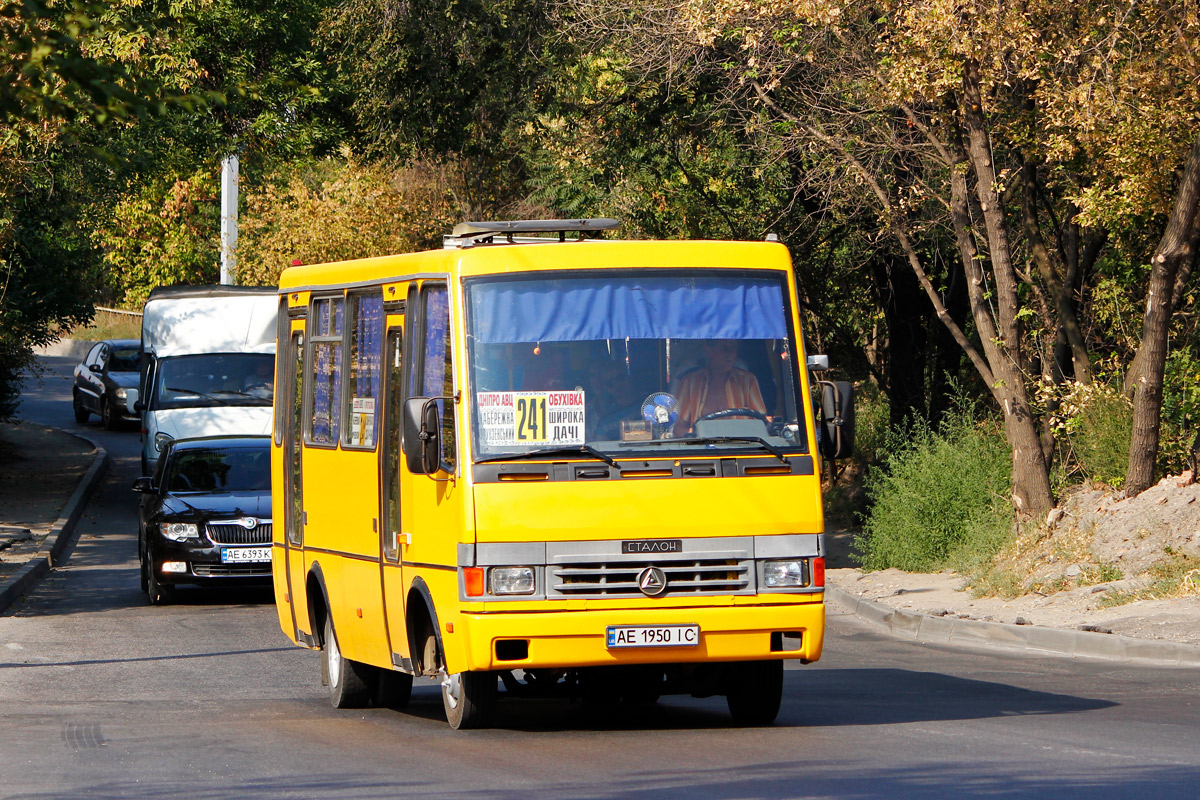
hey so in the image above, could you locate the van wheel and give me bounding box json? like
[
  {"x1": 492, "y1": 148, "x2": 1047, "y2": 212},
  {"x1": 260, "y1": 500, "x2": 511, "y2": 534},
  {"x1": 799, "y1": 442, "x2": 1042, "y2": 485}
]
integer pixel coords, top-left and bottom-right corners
[
  {"x1": 324, "y1": 615, "x2": 373, "y2": 709},
  {"x1": 725, "y1": 659, "x2": 783, "y2": 725},
  {"x1": 426, "y1": 633, "x2": 495, "y2": 729},
  {"x1": 73, "y1": 392, "x2": 89, "y2": 423}
]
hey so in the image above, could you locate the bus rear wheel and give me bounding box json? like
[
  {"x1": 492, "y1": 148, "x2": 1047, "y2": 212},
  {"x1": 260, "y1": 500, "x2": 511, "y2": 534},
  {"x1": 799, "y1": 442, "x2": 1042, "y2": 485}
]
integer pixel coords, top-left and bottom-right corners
[
  {"x1": 324, "y1": 615, "x2": 374, "y2": 709},
  {"x1": 725, "y1": 659, "x2": 783, "y2": 725},
  {"x1": 425, "y1": 633, "x2": 496, "y2": 729}
]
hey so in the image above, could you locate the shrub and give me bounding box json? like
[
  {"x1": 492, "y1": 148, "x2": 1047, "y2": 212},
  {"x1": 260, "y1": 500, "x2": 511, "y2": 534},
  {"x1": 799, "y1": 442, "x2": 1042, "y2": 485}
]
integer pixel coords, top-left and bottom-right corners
[
  {"x1": 855, "y1": 411, "x2": 1012, "y2": 572},
  {"x1": 1057, "y1": 381, "x2": 1132, "y2": 487}
]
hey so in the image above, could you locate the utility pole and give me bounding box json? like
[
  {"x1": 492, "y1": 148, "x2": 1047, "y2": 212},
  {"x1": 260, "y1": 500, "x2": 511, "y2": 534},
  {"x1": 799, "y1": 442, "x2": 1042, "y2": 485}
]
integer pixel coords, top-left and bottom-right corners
[{"x1": 219, "y1": 154, "x2": 239, "y2": 285}]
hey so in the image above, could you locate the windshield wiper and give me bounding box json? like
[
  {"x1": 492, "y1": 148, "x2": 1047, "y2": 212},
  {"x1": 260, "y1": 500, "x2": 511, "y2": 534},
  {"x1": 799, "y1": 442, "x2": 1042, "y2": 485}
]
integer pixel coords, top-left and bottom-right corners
[
  {"x1": 621, "y1": 436, "x2": 790, "y2": 463},
  {"x1": 164, "y1": 387, "x2": 230, "y2": 405},
  {"x1": 476, "y1": 444, "x2": 619, "y2": 468}
]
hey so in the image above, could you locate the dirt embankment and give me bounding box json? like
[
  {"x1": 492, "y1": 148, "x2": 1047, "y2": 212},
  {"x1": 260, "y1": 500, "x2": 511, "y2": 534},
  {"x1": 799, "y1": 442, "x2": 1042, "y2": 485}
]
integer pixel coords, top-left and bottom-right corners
[{"x1": 827, "y1": 473, "x2": 1200, "y2": 646}]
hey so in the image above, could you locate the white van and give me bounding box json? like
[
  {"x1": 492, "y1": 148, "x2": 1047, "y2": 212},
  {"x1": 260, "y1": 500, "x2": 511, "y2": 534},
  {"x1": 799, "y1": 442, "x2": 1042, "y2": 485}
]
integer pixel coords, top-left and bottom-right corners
[{"x1": 138, "y1": 286, "x2": 278, "y2": 476}]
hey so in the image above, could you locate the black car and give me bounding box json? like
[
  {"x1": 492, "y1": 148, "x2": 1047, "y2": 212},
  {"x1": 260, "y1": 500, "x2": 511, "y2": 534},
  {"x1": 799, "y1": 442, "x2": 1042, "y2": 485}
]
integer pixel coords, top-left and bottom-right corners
[
  {"x1": 134, "y1": 436, "x2": 273, "y2": 605},
  {"x1": 72, "y1": 338, "x2": 141, "y2": 430}
]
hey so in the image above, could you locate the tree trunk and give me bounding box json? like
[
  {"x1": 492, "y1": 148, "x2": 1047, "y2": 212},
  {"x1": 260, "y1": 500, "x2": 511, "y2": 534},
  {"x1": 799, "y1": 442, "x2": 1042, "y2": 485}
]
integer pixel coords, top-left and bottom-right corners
[
  {"x1": 1125, "y1": 139, "x2": 1200, "y2": 495},
  {"x1": 960, "y1": 63, "x2": 1055, "y2": 518}
]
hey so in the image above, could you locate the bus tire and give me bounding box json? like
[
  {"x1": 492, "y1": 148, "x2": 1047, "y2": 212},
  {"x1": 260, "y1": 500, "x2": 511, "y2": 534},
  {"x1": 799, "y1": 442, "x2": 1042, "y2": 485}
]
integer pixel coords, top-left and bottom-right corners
[
  {"x1": 426, "y1": 634, "x2": 496, "y2": 729},
  {"x1": 324, "y1": 615, "x2": 373, "y2": 709},
  {"x1": 725, "y1": 659, "x2": 783, "y2": 725},
  {"x1": 375, "y1": 669, "x2": 413, "y2": 709}
]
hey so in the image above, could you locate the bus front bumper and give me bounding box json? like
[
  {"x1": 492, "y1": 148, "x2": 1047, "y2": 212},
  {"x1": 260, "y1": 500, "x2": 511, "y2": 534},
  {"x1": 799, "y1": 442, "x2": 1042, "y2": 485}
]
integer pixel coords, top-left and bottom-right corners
[{"x1": 453, "y1": 599, "x2": 825, "y2": 672}]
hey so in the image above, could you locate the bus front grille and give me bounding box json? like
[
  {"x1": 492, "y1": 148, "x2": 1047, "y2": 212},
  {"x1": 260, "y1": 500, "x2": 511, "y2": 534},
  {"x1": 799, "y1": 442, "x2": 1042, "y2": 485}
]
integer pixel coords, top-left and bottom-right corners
[{"x1": 548, "y1": 559, "x2": 752, "y2": 598}]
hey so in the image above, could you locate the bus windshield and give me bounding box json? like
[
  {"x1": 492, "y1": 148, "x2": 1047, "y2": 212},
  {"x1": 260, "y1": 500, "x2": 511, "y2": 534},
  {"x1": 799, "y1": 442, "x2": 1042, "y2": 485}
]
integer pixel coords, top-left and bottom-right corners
[{"x1": 464, "y1": 271, "x2": 808, "y2": 460}]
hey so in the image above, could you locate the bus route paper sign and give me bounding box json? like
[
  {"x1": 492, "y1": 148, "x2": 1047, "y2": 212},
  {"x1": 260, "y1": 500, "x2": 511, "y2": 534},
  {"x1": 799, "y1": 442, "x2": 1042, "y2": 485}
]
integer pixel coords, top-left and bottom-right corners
[{"x1": 477, "y1": 391, "x2": 586, "y2": 446}]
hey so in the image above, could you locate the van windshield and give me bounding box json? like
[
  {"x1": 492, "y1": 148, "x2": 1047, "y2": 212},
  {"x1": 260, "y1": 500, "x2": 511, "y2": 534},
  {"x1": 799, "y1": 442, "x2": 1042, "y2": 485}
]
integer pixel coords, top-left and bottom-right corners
[
  {"x1": 153, "y1": 353, "x2": 275, "y2": 410},
  {"x1": 464, "y1": 271, "x2": 808, "y2": 460}
]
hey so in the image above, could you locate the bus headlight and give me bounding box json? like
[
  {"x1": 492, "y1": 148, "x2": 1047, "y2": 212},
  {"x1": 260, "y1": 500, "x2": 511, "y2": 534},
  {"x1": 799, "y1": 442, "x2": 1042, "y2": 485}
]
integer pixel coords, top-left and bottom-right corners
[
  {"x1": 154, "y1": 432, "x2": 174, "y2": 452},
  {"x1": 160, "y1": 522, "x2": 199, "y2": 541},
  {"x1": 762, "y1": 559, "x2": 807, "y2": 588},
  {"x1": 489, "y1": 567, "x2": 535, "y2": 595}
]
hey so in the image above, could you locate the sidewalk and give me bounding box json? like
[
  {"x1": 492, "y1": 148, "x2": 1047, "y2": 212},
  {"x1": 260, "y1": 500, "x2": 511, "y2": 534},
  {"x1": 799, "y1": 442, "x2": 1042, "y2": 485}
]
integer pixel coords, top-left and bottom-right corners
[
  {"x1": 0, "y1": 421, "x2": 107, "y2": 613},
  {"x1": 824, "y1": 527, "x2": 1200, "y2": 666}
]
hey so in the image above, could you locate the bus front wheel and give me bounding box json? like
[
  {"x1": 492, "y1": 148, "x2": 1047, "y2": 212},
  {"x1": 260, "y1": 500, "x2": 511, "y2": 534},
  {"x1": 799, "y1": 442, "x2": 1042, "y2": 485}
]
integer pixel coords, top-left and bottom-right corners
[
  {"x1": 425, "y1": 633, "x2": 496, "y2": 729},
  {"x1": 725, "y1": 659, "x2": 783, "y2": 725}
]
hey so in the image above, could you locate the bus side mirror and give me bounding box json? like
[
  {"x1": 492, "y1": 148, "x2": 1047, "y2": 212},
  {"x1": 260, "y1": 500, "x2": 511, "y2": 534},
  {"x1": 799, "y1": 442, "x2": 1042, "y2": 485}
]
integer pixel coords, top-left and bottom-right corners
[
  {"x1": 818, "y1": 381, "x2": 855, "y2": 460},
  {"x1": 403, "y1": 397, "x2": 441, "y2": 475},
  {"x1": 125, "y1": 388, "x2": 139, "y2": 415}
]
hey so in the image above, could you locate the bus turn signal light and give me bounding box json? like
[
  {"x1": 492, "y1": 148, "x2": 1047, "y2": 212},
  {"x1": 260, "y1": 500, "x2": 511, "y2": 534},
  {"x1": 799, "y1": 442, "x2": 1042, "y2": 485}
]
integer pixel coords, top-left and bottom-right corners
[
  {"x1": 464, "y1": 567, "x2": 485, "y2": 597},
  {"x1": 812, "y1": 557, "x2": 825, "y2": 588}
]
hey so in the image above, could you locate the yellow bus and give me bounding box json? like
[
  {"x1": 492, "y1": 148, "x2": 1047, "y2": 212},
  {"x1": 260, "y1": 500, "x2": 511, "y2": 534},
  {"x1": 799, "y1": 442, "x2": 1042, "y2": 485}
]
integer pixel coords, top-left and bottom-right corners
[{"x1": 270, "y1": 219, "x2": 854, "y2": 728}]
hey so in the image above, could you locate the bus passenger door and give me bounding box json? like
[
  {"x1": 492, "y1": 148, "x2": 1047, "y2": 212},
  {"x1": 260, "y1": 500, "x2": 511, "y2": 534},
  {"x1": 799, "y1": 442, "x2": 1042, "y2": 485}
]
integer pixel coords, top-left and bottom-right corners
[
  {"x1": 282, "y1": 327, "x2": 307, "y2": 641},
  {"x1": 380, "y1": 321, "x2": 409, "y2": 668}
]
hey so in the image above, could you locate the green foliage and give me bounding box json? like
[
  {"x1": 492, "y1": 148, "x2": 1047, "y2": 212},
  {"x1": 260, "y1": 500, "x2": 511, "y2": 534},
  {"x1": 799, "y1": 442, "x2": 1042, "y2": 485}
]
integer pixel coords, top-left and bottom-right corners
[
  {"x1": 1057, "y1": 382, "x2": 1133, "y2": 487},
  {"x1": 238, "y1": 157, "x2": 463, "y2": 286},
  {"x1": 93, "y1": 170, "x2": 220, "y2": 308},
  {"x1": 855, "y1": 410, "x2": 1013, "y2": 572},
  {"x1": 1160, "y1": 348, "x2": 1200, "y2": 475},
  {"x1": 1101, "y1": 554, "x2": 1200, "y2": 608}
]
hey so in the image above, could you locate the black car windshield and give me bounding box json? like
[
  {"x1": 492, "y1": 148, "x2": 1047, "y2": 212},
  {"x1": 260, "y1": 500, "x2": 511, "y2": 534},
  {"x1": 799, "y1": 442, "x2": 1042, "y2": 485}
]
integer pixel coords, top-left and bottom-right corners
[
  {"x1": 108, "y1": 347, "x2": 140, "y2": 372},
  {"x1": 153, "y1": 353, "x2": 274, "y2": 410},
  {"x1": 166, "y1": 446, "x2": 270, "y2": 494},
  {"x1": 464, "y1": 270, "x2": 809, "y2": 460}
]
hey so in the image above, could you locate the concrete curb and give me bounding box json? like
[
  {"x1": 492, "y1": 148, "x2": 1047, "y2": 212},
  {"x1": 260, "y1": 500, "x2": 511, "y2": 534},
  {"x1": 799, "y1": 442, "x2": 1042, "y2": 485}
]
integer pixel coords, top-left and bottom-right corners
[
  {"x1": 826, "y1": 584, "x2": 1200, "y2": 667},
  {"x1": 33, "y1": 339, "x2": 94, "y2": 359},
  {"x1": 0, "y1": 429, "x2": 108, "y2": 614}
]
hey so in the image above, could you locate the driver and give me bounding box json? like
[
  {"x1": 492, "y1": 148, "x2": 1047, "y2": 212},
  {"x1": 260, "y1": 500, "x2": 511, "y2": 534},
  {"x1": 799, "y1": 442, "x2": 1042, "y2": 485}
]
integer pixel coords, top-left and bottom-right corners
[{"x1": 674, "y1": 339, "x2": 767, "y2": 434}]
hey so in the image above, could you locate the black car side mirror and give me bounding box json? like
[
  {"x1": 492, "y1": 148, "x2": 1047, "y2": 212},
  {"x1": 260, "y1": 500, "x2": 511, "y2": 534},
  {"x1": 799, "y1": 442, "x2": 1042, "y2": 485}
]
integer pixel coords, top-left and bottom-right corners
[{"x1": 132, "y1": 476, "x2": 155, "y2": 493}]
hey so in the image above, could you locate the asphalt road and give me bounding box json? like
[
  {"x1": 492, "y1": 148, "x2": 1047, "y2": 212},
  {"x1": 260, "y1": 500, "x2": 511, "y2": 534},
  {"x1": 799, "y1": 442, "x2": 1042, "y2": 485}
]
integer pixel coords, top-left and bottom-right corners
[{"x1": 2, "y1": 356, "x2": 1200, "y2": 799}]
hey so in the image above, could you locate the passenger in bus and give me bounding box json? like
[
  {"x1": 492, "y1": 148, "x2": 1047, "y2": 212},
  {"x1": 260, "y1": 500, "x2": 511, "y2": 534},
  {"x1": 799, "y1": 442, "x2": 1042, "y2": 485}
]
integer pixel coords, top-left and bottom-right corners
[{"x1": 674, "y1": 339, "x2": 767, "y2": 434}]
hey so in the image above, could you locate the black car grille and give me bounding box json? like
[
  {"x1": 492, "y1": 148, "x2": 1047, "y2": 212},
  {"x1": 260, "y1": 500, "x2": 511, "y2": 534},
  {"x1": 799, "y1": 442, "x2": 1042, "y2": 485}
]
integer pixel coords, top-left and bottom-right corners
[
  {"x1": 206, "y1": 523, "x2": 272, "y2": 545},
  {"x1": 192, "y1": 563, "x2": 272, "y2": 577}
]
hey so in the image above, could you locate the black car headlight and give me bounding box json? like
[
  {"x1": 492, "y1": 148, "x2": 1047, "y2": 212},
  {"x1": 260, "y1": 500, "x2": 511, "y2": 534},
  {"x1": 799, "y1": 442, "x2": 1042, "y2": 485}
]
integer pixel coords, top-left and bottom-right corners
[{"x1": 160, "y1": 522, "x2": 199, "y2": 542}]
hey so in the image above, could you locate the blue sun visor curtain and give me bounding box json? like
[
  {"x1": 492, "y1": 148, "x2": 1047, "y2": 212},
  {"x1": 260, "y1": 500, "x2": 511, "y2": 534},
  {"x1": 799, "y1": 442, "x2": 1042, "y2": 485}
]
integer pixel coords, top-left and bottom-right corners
[{"x1": 468, "y1": 274, "x2": 790, "y2": 344}]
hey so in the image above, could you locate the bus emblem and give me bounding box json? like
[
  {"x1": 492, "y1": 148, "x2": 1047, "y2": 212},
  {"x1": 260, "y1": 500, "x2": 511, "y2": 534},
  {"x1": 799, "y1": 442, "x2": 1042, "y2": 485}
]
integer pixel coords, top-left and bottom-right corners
[{"x1": 637, "y1": 567, "x2": 669, "y2": 597}]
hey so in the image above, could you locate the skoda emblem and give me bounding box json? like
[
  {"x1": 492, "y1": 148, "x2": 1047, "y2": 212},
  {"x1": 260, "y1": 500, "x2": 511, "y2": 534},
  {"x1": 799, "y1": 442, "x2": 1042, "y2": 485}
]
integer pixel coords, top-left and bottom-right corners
[
  {"x1": 637, "y1": 566, "x2": 669, "y2": 597},
  {"x1": 237, "y1": 517, "x2": 258, "y2": 530}
]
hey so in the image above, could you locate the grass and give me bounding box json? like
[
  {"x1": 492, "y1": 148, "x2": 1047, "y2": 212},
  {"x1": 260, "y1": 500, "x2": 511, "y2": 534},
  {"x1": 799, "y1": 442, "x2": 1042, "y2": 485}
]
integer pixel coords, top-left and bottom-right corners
[
  {"x1": 61, "y1": 309, "x2": 142, "y2": 341},
  {"x1": 963, "y1": 515, "x2": 1125, "y2": 599},
  {"x1": 1100, "y1": 554, "x2": 1200, "y2": 608}
]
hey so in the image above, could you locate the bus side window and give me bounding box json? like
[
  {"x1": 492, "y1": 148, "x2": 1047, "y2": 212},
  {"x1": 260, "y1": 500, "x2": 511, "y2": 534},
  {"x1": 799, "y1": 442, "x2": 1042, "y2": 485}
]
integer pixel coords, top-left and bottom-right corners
[{"x1": 419, "y1": 284, "x2": 455, "y2": 471}]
